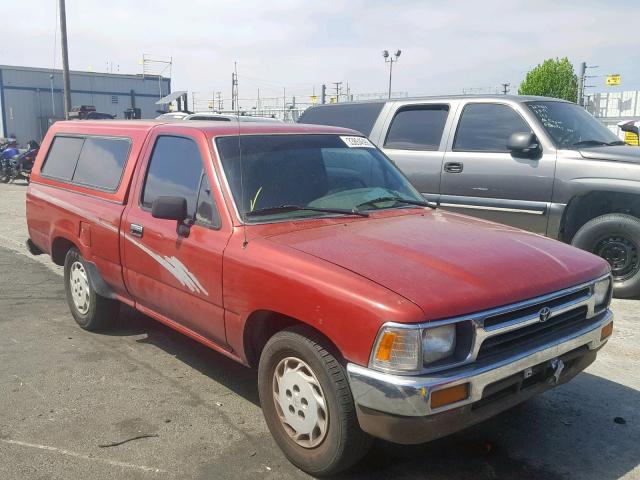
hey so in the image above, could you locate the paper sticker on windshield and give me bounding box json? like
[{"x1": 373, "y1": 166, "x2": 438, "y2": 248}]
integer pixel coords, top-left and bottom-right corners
[{"x1": 340, "y1": 136, "x2": 375, "y2": 148}]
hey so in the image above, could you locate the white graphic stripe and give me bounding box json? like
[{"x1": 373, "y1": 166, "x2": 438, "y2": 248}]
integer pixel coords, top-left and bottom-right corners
[{"x1": 125, "y1": 234, "x2": 209, "y2": 296}]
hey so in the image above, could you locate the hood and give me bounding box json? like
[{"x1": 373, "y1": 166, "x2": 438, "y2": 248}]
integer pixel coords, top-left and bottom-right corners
[
  {"x1": 267, "y1": 211, "x2": 609, "y2": 320},
  {"x1": 579, "y1": 145, "x2": 640, "y2": 164}
]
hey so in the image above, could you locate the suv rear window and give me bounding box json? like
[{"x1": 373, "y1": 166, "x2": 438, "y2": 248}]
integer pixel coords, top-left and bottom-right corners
[
  {"x1": 297, "y1": 103, "x2": 384, "y2": 136},
  {"x1": 41, "y1": 135, "x2": 131, "y2": 191},
  {"x1": 384, "y1": 105, "x2": 449, "y2": 150}
]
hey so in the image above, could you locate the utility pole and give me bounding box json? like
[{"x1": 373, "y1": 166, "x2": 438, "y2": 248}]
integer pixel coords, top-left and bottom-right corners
[
  {"x1": 501, "y1": 83, "x2": 510, "y2": 95},
  {"x1": 321, "y1": 84, "x2": 326, "y2": 104},
  {"x1": 59, "y1": 0, "x2": 72, "y2": 119},
  {"x1": 383, "y1": 50, "x2": 402, "y2": 99},
  {"x1": 231, "y1": 62, "x2": 239, "y2": 112},
  {"x1": 577, "y1": 62, "x2": 586, "y2": 106},
  {"x1": 332, "y1": 82, "x2": 342, "y2": 103},
  {"x1": 216, "y1": 91, "x2": 222, "y2": 110},
  {"x1": 577, "y1": 62, "x2": 599, "y2": 107}
]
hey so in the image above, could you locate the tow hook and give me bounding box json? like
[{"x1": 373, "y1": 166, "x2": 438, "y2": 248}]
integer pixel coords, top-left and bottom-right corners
[{"x1": 547, "y1": 358, "x2": 565, "y2": 385}]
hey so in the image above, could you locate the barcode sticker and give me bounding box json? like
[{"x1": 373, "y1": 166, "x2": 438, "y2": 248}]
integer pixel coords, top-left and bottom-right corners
[{"x1": 340, "y1": 136, "x2": 375, "y2": 148}]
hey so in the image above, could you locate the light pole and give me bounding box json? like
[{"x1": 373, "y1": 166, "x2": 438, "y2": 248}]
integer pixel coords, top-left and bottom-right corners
[{"x1": 383, "y1": 49, "x2": 401, "y2": 99}]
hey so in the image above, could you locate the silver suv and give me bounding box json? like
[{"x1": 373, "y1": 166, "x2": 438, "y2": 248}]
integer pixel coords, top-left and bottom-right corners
[{"x1": 299, "y1": 95, "x2": 640, "y2": 298}]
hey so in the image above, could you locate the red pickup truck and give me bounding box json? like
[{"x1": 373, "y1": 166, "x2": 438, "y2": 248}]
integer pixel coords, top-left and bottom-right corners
[{"x1": 26, "y1": 120, "x2": 613, "y2": 476}]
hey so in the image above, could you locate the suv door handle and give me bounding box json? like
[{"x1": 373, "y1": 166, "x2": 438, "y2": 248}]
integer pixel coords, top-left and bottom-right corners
[
  {"x1": 444, "y1": 162, "x2": 464, "y2": 173},
  {"x1": 130, "y1": 224, "x2": 144, "y2": 237}
]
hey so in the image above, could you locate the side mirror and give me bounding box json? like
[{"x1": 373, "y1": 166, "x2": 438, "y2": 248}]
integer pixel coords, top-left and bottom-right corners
[
  {"x1": 151, "y1": 196, "x2": 192, "y2": 237},
  {"x1": 151, "y1": 196, "x2": 188, "y2": 222},
  {"x1": 507, "y1": 132, "x2": 540, "y2": 157}
]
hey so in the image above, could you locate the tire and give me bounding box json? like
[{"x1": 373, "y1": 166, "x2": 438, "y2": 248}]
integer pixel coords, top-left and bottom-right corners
[
  {"x1": 571, "y1": 213, "x2": 640, "y2": 298},
  {"x1": 258, "y1": 328, "x2": 372, "y2": 476},
  {"x1": 63, "y1": 248, "x2": 119, "y2": 330}
]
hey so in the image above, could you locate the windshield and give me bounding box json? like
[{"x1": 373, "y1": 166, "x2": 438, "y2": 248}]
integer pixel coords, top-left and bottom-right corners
[
  {"x1": 527, "y1": 101, "x2": 622, "y2": 149},
  {"x1": 216, "y1": 134, "x2": 425, "y2": 222}
]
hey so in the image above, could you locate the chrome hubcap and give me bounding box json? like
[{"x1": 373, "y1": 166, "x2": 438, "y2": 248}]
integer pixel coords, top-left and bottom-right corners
[
  {"x1": 70, "y1": 261, "x2": 90, "y2": 314},
  {"x1": 272, "y1": 357, "x2": 329, "y2": 448}
]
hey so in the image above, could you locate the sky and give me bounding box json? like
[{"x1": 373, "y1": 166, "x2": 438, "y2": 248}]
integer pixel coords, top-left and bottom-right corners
[{"x1": 2, "y1": 0, "x2": 638, "y2": 107}]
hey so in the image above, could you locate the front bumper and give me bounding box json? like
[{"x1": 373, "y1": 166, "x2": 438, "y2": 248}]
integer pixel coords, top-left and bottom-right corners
[{"x1": 346, "y1": 310, "x2": 613, "y2": 444}]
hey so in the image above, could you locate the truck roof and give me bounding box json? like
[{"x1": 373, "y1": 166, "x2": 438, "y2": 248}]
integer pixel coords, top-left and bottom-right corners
[
  {"x1": 305, "y1": 94, "x2": 570, "y2": 106},
  {"x1": 52, "y1": 120, "x2": 359, "y2": 137}
]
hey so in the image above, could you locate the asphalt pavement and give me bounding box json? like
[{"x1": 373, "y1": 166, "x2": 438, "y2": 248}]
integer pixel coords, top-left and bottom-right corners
[{"x1": 0, "y1": 182, "x2": 638, "y2": 479}]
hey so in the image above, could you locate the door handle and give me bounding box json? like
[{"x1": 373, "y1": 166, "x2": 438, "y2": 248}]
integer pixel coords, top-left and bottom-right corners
[
  {"x1": 130, "y1": 224, "x2": 144, "y2": 237},
  {"x1": 444, "y1": 162, "x2": 464, "y2": 173}
]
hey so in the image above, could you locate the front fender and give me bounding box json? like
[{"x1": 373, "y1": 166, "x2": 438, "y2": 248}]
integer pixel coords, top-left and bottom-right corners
[{"x1": 222, "y1": 235, "x2": 425, "y2": 367}]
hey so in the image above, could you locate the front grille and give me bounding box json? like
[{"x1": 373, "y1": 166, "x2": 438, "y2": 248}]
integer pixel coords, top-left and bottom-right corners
[
  {"x1": 483, "y1": 287, "x2": 590, "y2": 330},
  {"x1": 477, "y1": 306, "x2": 589, "y2": 361}
]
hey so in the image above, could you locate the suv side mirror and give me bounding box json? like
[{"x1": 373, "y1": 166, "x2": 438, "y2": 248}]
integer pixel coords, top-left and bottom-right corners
[
  {"x1": 507, "y1": 132, "x2": 540, "y2": 157},
  {"x1": 151, "y1": 196, "x2": 188, "y2": 222}
]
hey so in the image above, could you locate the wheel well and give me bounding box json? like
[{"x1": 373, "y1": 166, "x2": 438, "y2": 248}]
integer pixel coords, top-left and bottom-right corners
[
  {"x1": 243, "y1": 310, "x2": 344, "y2": 368},
  {"x1": 51, "y1": 237, "x2": 76, "y2": 266},
  {"x1": 561, "y1": 191, "x2": 640, "y2": 243}
]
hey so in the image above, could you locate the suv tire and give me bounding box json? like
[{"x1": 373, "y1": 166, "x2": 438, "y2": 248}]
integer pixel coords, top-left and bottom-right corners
[
  {"x1": 571, "y1": 213, "x2": 640, "y2": 298},
  {"x1": 258, "y1": 327, "x2": 372, "y2": 477},
  {"x1": 64, "y1": 248, "x2": 119, "y2": 330}
]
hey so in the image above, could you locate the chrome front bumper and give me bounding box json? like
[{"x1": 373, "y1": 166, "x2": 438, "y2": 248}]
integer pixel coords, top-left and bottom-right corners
[{"x1": 347, "y1": 310, "x2": 613, "y2": 423}]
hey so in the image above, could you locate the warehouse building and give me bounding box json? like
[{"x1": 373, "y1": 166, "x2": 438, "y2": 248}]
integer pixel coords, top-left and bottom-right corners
[{"x1": 0, "y1": 65, "x2": 171, "y2": 142}]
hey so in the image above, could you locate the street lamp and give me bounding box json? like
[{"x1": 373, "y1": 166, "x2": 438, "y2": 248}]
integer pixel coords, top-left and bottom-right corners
[{"x1": 383, "y1": 49, "x2": 401, "y2": 99}]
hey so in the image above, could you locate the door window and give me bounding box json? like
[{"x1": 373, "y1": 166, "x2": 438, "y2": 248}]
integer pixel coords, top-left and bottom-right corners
[
  {"x1": 384, "y1": 105, "x2": 449, "y2": 150},
  {"x1": 453, "y1": 104, "x2": 531, "y2": 152},
  {"x1": 195, "y1": 174, "x2": 221, "y2": 228},
  {"x1": 142, "y1": 136, "x2": 218, "y2": 224}
]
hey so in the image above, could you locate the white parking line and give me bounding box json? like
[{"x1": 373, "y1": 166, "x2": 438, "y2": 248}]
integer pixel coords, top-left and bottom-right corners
[{"x1": 0, "y1": 438, "x2": 167, "y2": 474}]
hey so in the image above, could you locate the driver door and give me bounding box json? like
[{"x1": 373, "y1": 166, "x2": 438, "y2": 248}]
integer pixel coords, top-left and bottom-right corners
[
  {"x1": 123, "y1": 132, "x2": 230, "y2": 346},
  {"x1": 440, "y1": 101, "x2": 556, "y2": 234}
]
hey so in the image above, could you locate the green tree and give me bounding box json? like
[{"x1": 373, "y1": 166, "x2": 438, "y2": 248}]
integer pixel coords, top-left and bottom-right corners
[{"x1": 518, "y1": 57, "x2": 578, "y2": 102}]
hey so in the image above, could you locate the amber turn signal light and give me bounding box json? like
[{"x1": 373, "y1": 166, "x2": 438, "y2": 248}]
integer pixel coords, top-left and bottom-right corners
[
  {"x1": 431, "y1": 383, "x2": 470, "y2": 409},
  {"x1": 601, "y1": 322, "x2": 613, "y2": 341},
  {"x1": 375, "y1": 332, "x2": 398, "y2": 361}
]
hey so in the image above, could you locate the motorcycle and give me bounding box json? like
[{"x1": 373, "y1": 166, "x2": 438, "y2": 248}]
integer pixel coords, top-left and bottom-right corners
[{"x1": 1, "y1": 140, "x2": 39, "y2": 184}]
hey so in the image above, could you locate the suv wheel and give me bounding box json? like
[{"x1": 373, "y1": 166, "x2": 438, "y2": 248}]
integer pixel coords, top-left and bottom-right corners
[
  {"x1": 64, "y1": 248, "x2": 119, "y2": 330},
  {"x1": 572, "y1": 213, "x2": 640, "y2": 298},
  {"x1": 258, "y1": 328, "x2": 372, "y2": 476}
]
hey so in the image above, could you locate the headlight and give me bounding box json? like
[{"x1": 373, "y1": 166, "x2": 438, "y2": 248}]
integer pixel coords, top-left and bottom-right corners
[
  {"x1": 423, "y1": 324, "x2": 456, "y2": 364},
  {"x1": 594, "y1": 276, "x2": 612, "y2": 309},
  {"x1": 370, "y1": 323, "x2": 458, "y2": 373}
]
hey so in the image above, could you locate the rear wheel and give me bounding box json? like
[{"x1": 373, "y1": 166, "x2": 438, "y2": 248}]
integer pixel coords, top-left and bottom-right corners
[
  {"x1": 571, "y1": 213, "x2": 640, "y2": 298},
  {"x1": 64, "y1": 248, "x2": 119, "y2": 330},
  {"x1": 258, "y1": 328, "x2": 372, "y2": 476}
]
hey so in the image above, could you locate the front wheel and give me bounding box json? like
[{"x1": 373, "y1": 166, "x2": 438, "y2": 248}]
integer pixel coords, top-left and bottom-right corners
[
  {"x1": 258, "y1": 328, "x2": 372, "y2": 476},
  {"x1": 572, "y1": 213, "x2": 640, "y2": 298}
]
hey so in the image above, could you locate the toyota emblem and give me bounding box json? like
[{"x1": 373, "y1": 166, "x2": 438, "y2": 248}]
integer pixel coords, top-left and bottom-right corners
[{"x1": 539, "y1": 307, "x2": 552, "y2": 323}]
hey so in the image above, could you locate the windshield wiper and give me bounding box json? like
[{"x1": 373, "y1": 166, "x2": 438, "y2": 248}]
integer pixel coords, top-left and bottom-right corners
[
  {"x1": 356, "y1": 196, "x2": 435, "y2": 210},
  {"x1": 245, "y1": 204, "x2": 369, "y2": 218},
  {"x1": 606, "y1": 140, "x2": 627, "y2": 146},
  {"x1": 572, "y1": 140, "x2": 609, "y2": 146}
]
